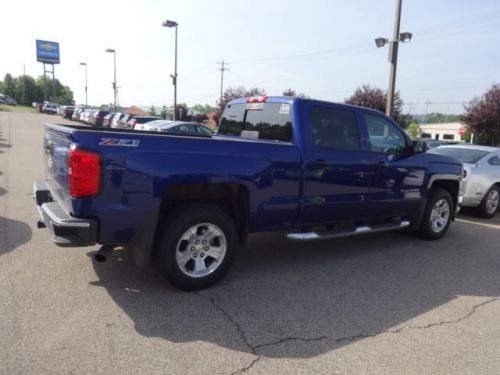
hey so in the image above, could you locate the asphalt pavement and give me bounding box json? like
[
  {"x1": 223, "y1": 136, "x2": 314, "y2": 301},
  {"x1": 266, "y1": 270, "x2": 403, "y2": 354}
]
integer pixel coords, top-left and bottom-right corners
[{"x1": 1, "y1": 108, "x2": 499, "y2": 374}]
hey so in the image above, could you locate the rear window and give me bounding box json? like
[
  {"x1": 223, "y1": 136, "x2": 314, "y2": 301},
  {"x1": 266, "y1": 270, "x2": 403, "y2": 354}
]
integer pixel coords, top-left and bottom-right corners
[
  {"x1": 431, "y1": 147, "x2": 490, "y2": 163},
  {"x1": 218, "y1": 102, "x2": 293, "y2": 142}
]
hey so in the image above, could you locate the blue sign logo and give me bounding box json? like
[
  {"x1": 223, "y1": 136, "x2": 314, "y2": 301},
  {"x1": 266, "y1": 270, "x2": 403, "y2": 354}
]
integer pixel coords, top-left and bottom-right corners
[{"x1": 36, "y1": 40, "x2": 60, "y2": 64}]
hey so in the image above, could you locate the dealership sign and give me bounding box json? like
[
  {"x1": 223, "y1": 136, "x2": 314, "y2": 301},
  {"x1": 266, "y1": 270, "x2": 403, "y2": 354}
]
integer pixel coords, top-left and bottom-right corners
[{"x1": 36, "y1": 40, "x2": 60, "y2": 64}]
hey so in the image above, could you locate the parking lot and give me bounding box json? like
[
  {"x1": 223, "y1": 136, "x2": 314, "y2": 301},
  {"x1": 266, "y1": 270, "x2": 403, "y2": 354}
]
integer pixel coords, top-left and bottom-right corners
[{"x1": 1, "y1": 107, "x2": 500, "y2": 374}]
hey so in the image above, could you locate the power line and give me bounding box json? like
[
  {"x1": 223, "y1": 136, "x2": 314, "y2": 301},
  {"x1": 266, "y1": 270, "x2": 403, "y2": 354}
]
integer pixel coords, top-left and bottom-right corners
[{"x1": 228, "y1": 9, "x2": 500, "y2": 66}]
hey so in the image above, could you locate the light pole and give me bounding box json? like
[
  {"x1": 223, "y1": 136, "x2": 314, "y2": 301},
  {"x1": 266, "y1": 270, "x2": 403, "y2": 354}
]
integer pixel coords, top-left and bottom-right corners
[
  {"x1": 105, "y1": 48, "x2": 117, "y2": 111},
  {"x1": 162, "y1": 19, "x2": 178, "y2": 120},
  {"x1": 79, "y1": 62, "x2": 88, "y2": 106},
  {"x1": 375, "y1": 0, "x2": 412, "y2": 118}
]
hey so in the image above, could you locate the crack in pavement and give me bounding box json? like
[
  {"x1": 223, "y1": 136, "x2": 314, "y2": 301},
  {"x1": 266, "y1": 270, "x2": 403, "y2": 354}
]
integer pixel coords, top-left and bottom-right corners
[
  {"x1": 198, "y1": 293, "x2": 499, "y2": 375},
  {"x1": 196, "y1": 292, "x2": 262, "y2": 374}
]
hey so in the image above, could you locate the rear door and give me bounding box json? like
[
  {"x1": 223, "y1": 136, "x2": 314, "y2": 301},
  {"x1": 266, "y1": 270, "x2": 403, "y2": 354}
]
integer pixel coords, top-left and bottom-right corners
[{"x1": 299, "y1": 103, "x2": 375, "y2": 224}]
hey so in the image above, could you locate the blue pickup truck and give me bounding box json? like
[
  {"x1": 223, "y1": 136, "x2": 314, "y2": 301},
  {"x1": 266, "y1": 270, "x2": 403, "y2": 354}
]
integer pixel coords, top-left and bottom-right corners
[{"x1": 34, "y1": 96, "x2": 463, "y2": 290}]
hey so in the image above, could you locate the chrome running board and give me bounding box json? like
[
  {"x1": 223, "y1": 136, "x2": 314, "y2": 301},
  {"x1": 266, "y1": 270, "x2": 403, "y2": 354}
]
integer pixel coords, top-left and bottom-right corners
[{"x1": 286, "y1": 220, "x2": 410, "y2": 241}]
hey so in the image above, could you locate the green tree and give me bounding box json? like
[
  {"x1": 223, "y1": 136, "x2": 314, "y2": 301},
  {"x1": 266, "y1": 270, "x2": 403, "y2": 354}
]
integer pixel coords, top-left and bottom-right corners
[
  {"x1": 345, "y1": 84, "x2": 404, "y2": 123},
  {"x1": 35, "y1": 75, "x2": 73, "y2": 104},
  {"x1": 14, "y1": 75, "x2": 40, "y2": 106},
  {"x1": 460, "y1": 83, "x2": 500, "y2": 146},
  {"x1": 2, "y1": 74, "x2": 17, "y2": 98},
  {"x1": 191, "y1": 103, "x2": 215, "y2": 115},
  {"x1": 406, "y1": 123, "x2": 420, "y2": 138},
  {"x1": 150, "y1": 105, "x2": 157, "y2": 116},
  {"x1": 175, "y1": 103, "x2": 190, "y2": 121},
  {"x1": 160, "y1": 105, "x2": 169, "y2": 119},
  {"x1": 425, "y1": 113, "x2": 460, "y2": 124},
  {"x1": 282, "y1": 88, "x2": 309, "y2": 98}
]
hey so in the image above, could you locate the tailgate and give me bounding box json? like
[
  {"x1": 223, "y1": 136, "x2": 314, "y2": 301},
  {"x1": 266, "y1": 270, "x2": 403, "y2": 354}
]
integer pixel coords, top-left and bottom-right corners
[{"x1": 43, "y1": 125, "x2": 74, "y2": 208}]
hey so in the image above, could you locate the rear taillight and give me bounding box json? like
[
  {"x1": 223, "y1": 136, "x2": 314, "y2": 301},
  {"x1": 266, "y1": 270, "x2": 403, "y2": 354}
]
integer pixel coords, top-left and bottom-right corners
[
  {"x1": 131, "y1": 120, "x2": 137, "y2": 128},
  {"x1": 68, "y1": 148, "x2": 101, "y2": 198}
]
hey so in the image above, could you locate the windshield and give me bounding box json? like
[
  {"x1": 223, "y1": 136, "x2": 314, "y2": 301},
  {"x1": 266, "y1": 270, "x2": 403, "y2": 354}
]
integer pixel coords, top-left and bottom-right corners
[{"x1": 431, "y1": 147, "x2": 490, "y2": 163}]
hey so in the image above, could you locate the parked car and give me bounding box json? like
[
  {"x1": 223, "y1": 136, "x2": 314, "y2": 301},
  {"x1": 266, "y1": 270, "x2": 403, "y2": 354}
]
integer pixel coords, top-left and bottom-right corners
[
  {"x1": 119, "y1": 114, "x2": 135, "y2": 128},
  {"x1": 111, "y1": 112, "x2": 125, "y2": 128},
  {"x1": 42, "y1": 103, "x2": 58, "y2": 114},
  {"x1": 423, "y1": 139, "x2": 442, "y2": 149},
  {"x1": 0, "y1": 93, "x2": 17, "y2": 106},
  {"x1": 134, "y1": 119, "x2": 173, "y2": 131},
  {"x1": 80, "y1": 109, "x2": 90, "y2": 123},
  {"x1": 102, "y1": 113, "x2": 115, "y2": 127},
  {"x1": 92, "y1": 110, "x2": 110, "y2": 127},
  {"x1": 72, "y1": 107, "x2": 87, "y2": 121},
  {"x1": 63, "y1": 106, "x2": 75, "y2": 119},
  {"x1": 34, "y1": 96, "x2": 463, "y2": 290},
  {"x1": 128, "y1": 116, "x2": 162, "y2": 129},
  {"x1": 429, "y1": 145, "x2": 500, "y2": 218},
  {"x1": 155, "y1": 121, "x2": 215, "y2": 135},
  {"x1": 89, "y1": 110, "x2": 100, "y2": 125}
]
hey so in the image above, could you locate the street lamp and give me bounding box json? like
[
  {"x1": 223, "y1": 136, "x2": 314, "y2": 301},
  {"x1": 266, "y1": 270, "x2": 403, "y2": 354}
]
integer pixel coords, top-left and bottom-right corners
[
  {"x1": 162, "y1": 19, "x2": 178, "y2": 120},
  {"x1": 105, "y1": 48, "x2": 117, "y2": 111},
  {"x1": 79, "y1": 62, "x2": 88, "y2": 106},
  {"x1": 374, "y1": 0, "x2": 412, "y2": 118}
]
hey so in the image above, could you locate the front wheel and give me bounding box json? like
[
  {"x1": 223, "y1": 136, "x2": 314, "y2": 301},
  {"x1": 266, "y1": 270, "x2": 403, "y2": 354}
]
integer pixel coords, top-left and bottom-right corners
[
  {"x1": 419, "y1": 189, "x2": 453, "y2": 240},
  {"x1": 155, "y1": 204, "x2": 238, "y2": 290}
]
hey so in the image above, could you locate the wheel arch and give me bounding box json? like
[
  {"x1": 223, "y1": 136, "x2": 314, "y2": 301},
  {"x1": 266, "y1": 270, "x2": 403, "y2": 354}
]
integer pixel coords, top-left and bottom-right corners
[{"x1": 156, "y1": 182, "x2": 250, "y2": 245}]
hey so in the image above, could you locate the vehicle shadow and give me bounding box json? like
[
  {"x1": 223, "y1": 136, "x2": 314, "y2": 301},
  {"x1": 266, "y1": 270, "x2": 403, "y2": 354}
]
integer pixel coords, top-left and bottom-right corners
[
  {"x1": 0, "y1": 187, "x2": 6, "y2": 198},
  {"x1": 91, "y1": 219, "x2": 500, "y2": 359},
  {"x1": 0, "y1": 216, "x2": 32, "y2": 255}
]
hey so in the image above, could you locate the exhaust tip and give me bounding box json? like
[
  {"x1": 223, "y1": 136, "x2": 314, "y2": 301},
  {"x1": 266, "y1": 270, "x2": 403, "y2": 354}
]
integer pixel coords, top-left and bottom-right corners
[
  {"x1": 94, "y1": 253, "x2": 108, "y2": 263},
  {"x1": 94, "y1": 246, "x2": 113, "y2": 263}
]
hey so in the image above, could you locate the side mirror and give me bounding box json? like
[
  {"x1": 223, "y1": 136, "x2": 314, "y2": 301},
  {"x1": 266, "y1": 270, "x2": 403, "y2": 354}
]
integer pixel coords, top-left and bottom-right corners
[{"x1": 411, "y1": 140, "x2": 427, "y2": 154}]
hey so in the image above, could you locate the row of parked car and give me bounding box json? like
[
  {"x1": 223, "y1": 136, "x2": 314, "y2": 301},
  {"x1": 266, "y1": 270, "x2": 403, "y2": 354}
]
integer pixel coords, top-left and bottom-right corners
[{"x1": 60, "y1": 106, "x2": 215, "y2": 135}]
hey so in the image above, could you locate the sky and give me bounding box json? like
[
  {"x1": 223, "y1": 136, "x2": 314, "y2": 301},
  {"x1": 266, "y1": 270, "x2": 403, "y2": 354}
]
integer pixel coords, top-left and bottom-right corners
[{"x1": 1, "y1": 0, "x2": 499, "y2": 114}]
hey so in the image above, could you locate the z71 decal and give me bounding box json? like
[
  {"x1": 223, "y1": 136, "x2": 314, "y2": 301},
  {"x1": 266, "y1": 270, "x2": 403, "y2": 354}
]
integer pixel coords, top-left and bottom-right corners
[{"x1": 99, "y1": 138, "x2": 141, "y2": 147}]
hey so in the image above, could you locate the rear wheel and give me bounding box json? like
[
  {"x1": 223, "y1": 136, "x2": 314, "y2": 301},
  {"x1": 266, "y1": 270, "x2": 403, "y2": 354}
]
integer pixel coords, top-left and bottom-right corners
[
  {"x1": 156, "y1": 204, "x2": 238, "y2": 290},
  {"x1": 477, "y1": 186, "x2": 499, "y2": 218},
  {"x1": 419, "y1": 189, "x2": 453, "y2": 240}
]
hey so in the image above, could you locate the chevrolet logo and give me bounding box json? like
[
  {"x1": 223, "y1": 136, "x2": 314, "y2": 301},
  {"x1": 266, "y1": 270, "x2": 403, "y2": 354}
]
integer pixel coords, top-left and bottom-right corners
[{"x1": 40, "y1": 44, "x2": 57, "y2": 50}]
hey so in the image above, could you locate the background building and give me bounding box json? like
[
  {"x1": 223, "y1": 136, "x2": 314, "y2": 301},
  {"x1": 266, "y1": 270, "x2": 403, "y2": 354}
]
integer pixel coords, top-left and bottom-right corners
[{"x1": 419, "y1": 122, "x2": 467, "y2": 142}]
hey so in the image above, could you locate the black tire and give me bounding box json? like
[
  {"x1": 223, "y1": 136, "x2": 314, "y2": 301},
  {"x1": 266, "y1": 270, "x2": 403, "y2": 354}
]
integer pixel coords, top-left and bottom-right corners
[
  {"x1": 419, "y1": 188, "x2": 453, "y2": 240},
  {"x1": 477, "y1": 186, "x2": 500, "y2": 219},
  {"x1": 155, "y1": 203, "x2": 238, "y2": 291}
]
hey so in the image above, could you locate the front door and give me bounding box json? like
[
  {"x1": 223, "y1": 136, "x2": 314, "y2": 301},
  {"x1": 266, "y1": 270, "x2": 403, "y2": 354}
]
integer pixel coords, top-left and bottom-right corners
[{"x1": 360, "y1": 112, "x2": 426, "y2": 218}]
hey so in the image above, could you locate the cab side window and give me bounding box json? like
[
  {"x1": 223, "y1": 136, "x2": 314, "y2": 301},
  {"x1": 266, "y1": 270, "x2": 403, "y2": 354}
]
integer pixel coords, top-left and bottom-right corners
[
  {"x1": 310, "y1": 106, "x2": 360, "y2": 151},
  {"x1": 364, "y1": 114, "x2": 407, "y2": 154}
]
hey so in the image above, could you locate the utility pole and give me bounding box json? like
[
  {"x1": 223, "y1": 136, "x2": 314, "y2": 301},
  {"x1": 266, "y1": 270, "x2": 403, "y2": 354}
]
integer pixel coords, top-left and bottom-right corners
[
  {"x1": 217, "y1": 60, "x2": 229, "y2": 104},
  {"x1": 386, "y1": 0, "x2": 402, "y2": 118},
  {"x1": 162, "y1": 20, "x2": 178, "y2": 120}
]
